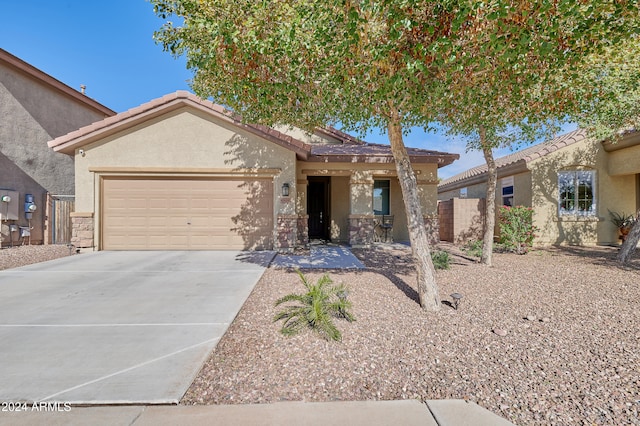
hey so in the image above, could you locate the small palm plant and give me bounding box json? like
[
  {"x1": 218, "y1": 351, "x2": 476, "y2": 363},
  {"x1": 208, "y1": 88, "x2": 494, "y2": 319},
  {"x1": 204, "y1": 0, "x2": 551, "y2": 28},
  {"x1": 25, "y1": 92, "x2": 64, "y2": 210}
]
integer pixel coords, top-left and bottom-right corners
[{"x1": 273, "y1": 270, "x2": 355, "y2": 342}]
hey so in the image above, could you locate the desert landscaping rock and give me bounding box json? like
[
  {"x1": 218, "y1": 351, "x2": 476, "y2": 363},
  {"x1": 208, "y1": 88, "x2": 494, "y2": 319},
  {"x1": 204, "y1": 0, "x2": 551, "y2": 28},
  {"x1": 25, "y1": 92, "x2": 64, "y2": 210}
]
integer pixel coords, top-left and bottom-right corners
[
  {"x1": 0, "y1": 244, "x2": 71, "y2": 270},
  {"x1": 183, "y1": 245, "x2": 640, "y2": 426},
  {"x1": 526, "y1": 315, "x2": 537, "y2": 321},
  {"x1": 4, "y1": 243, "x2": 638, "y2": 425},
  {"x1": 493, "y1": 328, "x2": 508, "y2": 337}
]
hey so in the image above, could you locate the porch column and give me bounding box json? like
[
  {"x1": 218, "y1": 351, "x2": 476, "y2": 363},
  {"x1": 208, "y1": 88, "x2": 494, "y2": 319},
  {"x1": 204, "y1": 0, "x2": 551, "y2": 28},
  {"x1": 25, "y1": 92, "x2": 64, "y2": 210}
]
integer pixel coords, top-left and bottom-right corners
[
  {"x1": 348, "y1": 171, "x2": 375, "y2": 247},
  {"x1": 275, "y1": 214, "x2": 298, "y2": 252},
  {"x1": 296, "y1": 178, "x2": 309, "y2": 247},
  {"x1": 70, "y1": 212, "x2": 94, "y2": 249}
]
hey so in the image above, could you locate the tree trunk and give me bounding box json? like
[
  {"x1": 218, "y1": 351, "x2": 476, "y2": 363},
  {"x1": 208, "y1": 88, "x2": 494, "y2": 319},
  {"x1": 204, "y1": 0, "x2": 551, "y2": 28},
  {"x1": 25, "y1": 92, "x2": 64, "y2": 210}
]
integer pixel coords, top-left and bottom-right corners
[
  {"x1": 387, "y1": 107, "x2": 440, "y2": 311},
  {"x1": 480, "y1": 127, "x2": 496, "y2": 267},
  {"x1": 617, "y1": 211, "x2": 640, "y2": 263}
]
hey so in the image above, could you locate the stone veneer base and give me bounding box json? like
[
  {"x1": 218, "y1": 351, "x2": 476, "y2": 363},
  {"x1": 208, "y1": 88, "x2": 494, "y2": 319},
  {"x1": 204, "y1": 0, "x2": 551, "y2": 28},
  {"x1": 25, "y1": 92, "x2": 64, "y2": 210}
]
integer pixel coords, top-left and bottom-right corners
[{"x1": 70, "y1": 213, "x2": 94, "y2": 249}]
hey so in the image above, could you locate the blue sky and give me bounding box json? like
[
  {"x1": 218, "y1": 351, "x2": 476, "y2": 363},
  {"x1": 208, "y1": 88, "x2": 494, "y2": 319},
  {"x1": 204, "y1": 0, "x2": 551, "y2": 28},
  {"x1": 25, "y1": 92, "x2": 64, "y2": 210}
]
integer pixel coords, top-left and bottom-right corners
[{"x1": 1, "y1": 0, "x2": 575, "y2": 179}]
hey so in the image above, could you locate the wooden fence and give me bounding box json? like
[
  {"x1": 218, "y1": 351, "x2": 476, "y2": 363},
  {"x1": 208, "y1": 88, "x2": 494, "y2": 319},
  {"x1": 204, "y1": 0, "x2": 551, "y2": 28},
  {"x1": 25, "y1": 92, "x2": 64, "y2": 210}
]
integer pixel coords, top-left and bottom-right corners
[{"x1": 47, "y1": 195, "x2": 75, "y2": 244}]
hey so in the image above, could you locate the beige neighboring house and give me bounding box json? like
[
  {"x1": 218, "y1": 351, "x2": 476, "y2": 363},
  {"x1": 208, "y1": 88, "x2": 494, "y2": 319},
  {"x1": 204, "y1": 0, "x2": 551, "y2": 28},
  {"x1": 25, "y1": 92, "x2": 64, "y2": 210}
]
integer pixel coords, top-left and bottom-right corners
[
  {"x1": 0, "y1": 49, "x2": 114, "y2": 247},
  {"x1": 48, "y1": 91, "x2": 458, "y2": 251},
  {"x1": 438, "y1": 128, "x2": 640, "y2": 246}
]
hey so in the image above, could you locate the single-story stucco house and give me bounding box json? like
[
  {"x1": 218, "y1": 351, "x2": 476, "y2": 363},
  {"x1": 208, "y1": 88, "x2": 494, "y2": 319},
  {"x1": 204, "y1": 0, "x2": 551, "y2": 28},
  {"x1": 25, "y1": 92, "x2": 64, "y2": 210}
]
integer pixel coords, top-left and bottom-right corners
[
  {"x1": 438, "y1": 128, "x2": 640, "y2": 246},
  {"x1": 48, "y1": 91, "x2": 458, "y2": 251},
  {"x1": 0, "y1": 48, "x2": 114, "y2": 247}
]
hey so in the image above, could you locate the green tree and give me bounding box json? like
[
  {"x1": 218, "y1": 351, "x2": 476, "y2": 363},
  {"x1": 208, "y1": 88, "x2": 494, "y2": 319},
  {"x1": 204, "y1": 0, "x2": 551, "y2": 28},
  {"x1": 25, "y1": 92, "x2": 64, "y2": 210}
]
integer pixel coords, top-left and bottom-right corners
[
  {"x1": 569, "y1": 37, "x2": 640, "y2": 263},
  {"x1": 151, "y1": 0, "x2": 453, "y2": 311},
  {"x1": 426, "y1": 2, "x2": 640, "y2": 266},
  {"x1": 151, "y1": 0, "x2": 640, "y2": 306}
]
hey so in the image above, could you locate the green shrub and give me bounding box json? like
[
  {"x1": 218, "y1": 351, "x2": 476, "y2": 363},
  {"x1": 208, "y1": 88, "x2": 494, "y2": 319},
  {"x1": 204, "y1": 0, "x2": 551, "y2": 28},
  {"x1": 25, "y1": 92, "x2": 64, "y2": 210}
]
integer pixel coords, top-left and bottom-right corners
[
  {"x1": 498, "y1": 205, "x2": 538, "y2": 254},
  {"x1": 431, "y1": 250, "x2": 451, "y2": 270},
  {"x1": 273, "y1": 270, "x2": 355, "y2": 342},
  {"x1": 462, "y1": 239, "x2": 483, "y2": 258}
]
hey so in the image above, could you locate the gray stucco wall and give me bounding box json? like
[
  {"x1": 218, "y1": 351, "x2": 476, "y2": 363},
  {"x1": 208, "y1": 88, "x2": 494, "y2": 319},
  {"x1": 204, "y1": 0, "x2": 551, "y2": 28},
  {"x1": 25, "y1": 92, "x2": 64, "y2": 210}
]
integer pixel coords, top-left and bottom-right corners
[{"x1": 0, "y1": 61, "x2": 110, "y2": 244}]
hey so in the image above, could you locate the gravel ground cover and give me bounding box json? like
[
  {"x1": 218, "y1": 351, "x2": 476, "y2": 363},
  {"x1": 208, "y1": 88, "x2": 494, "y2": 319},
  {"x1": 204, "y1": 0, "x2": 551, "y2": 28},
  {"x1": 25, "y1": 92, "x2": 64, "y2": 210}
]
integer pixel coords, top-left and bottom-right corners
[
  {"x1": 0, "y1": 244, "x2": 72, "y2": 270},
  {"x1": 183, "y1": 244, "x2": 640, "y2": 426}
]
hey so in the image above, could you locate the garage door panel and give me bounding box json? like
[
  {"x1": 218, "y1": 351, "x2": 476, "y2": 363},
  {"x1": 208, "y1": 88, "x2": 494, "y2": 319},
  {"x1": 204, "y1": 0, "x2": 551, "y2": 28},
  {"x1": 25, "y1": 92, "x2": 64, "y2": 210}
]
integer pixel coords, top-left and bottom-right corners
[{"x1": 102, "y1": 178, "x2": 273, "y2": 250}]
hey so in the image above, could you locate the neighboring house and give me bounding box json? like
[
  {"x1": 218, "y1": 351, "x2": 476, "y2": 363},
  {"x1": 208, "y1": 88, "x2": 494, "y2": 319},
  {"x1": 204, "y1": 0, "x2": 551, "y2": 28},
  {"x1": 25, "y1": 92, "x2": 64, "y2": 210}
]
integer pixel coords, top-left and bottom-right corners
[
  {"x1": 438, "y1": 128, "x2": 640, "y2": 246},
  {"x1": 0, "y1": 49, "x2": 114, "y2": 246},
  {"x1": 48, "y1": 91, "x2": 458, "y2": 251}
]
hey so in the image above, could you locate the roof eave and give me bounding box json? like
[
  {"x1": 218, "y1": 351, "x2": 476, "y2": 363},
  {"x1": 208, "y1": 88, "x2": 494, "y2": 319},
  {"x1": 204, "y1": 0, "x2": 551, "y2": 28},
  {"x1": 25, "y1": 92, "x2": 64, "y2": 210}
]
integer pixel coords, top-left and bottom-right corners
[
  {"x1": 438, "y1": 160, "x2": 528, "y2": 192},
  {"x1": 601, "y1": 130, "x2": 640, "y2": 152},
  {"x1": 316, "y1": 127, "x2": 366, "y2": 145},
  {"x1": 50, "y1": 98, "x2": 189, "y2": 154},
  {"x1": 50, "y1": 93, "x2": 312, "y2": 158},
  {"x1": 0, "y1": 48, "x2": 115, "y2": 117},
  {"x1": 305, "y1": 153, "x2": 458, "y2": 165}
]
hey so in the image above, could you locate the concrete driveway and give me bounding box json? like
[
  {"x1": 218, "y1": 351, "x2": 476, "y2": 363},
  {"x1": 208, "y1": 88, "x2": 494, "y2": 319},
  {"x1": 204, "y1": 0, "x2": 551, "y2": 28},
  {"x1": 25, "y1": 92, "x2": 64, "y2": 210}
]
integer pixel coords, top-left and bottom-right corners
[{"x1": 0, "y1": 250, "x2": 272, "y2": 404}]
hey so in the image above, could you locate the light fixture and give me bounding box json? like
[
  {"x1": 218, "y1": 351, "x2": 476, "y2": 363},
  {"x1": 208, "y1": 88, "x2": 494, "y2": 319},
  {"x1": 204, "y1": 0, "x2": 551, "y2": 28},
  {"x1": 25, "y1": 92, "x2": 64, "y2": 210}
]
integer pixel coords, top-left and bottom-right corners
[
  {"x1": 282, "y1": 183, "x2": 290, "y2": 197},
  {"x1": 450, "y1": 293, "x2": 463, "y2": 310},
  {"x1": 1, "y1": 195, "x2": 10, "y2": 203}
]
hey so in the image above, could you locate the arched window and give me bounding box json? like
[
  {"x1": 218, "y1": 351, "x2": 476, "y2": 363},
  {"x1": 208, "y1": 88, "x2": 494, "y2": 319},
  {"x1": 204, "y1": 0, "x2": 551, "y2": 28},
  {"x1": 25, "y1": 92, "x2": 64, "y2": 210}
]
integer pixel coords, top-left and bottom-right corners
[{"x1": 558, "y1": 169, "x2": 596, "y2": 216}]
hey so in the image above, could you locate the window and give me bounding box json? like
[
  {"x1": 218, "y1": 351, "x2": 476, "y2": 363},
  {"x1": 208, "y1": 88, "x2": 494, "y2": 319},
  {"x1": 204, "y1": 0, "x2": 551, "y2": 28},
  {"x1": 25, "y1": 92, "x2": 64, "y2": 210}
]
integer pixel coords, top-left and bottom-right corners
[
  {"x1": 501, "y1": 177, "x2": 514, "y2": 207},
  {"x1": 373, "y1": 180, "x2": 390, "y2": 215},
  {"x1": 558, "y1": 170, "x2": 596, "y2": 216}
]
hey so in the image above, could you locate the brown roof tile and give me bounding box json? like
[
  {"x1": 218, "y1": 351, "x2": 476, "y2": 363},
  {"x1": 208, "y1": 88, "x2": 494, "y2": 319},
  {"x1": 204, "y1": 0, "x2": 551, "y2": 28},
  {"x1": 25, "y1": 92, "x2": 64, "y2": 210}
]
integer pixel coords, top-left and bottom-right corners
[
  {"x1": 438, "y1": 128, "x2": 589, "y2": 190},
  {"x1": 310, "y1": 142, "x2": 459, "y2": 166},
  {"x1": 48, "y1": 91, "x2": 312, "y2": 157},
  {"x1": 48, "y1": 90, "x2": 459, "y2": 166}
]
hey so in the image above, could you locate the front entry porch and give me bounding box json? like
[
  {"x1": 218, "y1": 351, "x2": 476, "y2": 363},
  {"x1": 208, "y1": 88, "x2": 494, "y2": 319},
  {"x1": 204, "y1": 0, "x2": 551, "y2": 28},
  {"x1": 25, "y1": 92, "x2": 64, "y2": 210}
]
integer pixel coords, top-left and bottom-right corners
[{"x1": 275, "y1": 167, "x2": 440, "y2": 252}]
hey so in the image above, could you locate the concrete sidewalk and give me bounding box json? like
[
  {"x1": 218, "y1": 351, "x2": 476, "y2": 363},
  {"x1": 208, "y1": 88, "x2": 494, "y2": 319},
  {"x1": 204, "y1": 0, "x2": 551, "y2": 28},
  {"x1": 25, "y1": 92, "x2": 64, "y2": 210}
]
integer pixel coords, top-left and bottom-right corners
[
  {"x1": 0, "y1": 400, "x2": 516, "y2": 426},
  {"x1": 272, "y1": 245, "x2": 365, "y2": 269}
]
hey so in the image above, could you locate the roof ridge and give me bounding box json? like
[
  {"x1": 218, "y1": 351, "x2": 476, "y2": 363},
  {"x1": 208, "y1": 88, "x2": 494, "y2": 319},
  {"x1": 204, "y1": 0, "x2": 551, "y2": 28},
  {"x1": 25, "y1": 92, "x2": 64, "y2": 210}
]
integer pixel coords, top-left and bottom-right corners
[
  {"x1": 362, "y1": 140, "x2": 458, "y2": 156},
  {"x1": 0, "y1": 48, "x2": 115, "y2": 116},
  {"x1": 318, "y1": 127, "x2": 366, "y2": 145},
  {"x1": 48, "y1": 91, "x2": 313, "y2": 157}
]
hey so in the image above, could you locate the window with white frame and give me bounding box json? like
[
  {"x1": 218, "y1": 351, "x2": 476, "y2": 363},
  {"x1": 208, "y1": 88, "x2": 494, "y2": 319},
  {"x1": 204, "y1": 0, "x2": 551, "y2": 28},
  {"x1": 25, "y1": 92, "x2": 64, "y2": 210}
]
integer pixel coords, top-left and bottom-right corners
[
  {"x1": 558, "y1": 170, "x2": 596, "y2": 216},
  {"x1": 501, "y1": 176, "x2": 514, "y2": 206}
]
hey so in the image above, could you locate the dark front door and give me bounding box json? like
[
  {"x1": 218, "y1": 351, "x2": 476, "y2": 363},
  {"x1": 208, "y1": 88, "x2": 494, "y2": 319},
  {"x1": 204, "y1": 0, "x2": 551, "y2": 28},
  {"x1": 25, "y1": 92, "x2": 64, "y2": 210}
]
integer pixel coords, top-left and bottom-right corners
[{"x1": 307, "y1": 177, "x2": 330, "y2": 240}]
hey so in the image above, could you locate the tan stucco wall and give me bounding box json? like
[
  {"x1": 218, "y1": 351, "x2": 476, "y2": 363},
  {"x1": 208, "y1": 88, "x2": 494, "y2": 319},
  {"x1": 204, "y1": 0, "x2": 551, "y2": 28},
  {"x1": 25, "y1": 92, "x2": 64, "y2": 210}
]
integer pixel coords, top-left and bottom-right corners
[
  {"x1": 438, "y1": 172, "x2": 531, "y2": 239},
  {"x1": 529, "y1": 138, "x2": 620, "y2": 246},
  {"x1": 330, "y1": 176, "x2": 350, "y2": 242},
  {"x1": 389, "y1": 178, "x2": 409, "y2": 241},
  {"x1": 438, "y1": 135, "x2": 640, "y2": 246},
  {"x1": 438, "y1": 182, "x2": 487, "y2": 201},
  {"x1": 274, "y1": 126, "x2": 341, "y2": 145},
  {"x1": 75, "y1": 107, "x2": 297, "y2": 247},
  {"x1": 608, "y1": 143, "x2": 640, "y2": 176}
]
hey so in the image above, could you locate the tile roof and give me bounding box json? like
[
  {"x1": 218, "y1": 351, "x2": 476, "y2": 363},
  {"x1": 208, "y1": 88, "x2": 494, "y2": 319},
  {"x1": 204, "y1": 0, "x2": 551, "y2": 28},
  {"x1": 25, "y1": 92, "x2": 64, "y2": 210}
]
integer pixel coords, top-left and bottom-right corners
[
  {"x1": 310, "y1": 142, "x2": 459, "y2": 165},
  {"x1": 438, "y1": 128, "x2": 589, "y2": 190},
  {"x1": 48, "y1": 90, "x2": 458, "y2": 166},
  {"x1": 48, "y1": 91, "x2": 312, "y2": 158},
  {"x1": 316, "y1": 127, "x2": 365, "y2": 145}
]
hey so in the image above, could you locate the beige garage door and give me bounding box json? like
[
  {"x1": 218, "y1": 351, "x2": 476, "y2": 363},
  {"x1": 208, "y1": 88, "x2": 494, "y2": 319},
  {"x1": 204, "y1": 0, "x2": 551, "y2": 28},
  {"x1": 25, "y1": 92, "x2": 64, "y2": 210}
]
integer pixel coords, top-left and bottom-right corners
[{"x1": 102, "y1": 177, "x2": 273, "y2": 250}]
